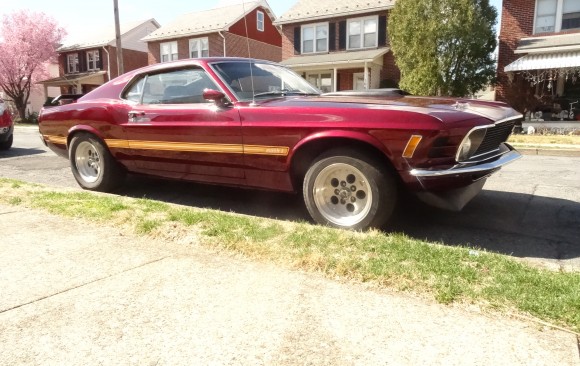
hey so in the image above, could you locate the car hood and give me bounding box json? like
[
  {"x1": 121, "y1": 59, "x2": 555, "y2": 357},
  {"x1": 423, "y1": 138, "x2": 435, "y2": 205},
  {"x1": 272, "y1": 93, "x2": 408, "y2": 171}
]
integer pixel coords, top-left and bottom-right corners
[{"x1": 255, "y1": 94, "x2": 521, "y2": 124}]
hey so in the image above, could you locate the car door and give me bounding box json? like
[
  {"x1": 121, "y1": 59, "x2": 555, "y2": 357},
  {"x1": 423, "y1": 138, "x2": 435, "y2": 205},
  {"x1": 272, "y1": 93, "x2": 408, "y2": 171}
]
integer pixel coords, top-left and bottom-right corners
[{"x1": 121, "y1": 67, "x2": 245, "y2": 185}]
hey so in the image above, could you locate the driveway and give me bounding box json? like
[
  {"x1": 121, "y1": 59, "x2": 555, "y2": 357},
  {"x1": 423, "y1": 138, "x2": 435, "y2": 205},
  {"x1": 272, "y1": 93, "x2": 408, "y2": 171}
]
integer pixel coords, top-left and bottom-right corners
[{"x1": 1, "y1": 204, "x2": 578, "y2": 365}]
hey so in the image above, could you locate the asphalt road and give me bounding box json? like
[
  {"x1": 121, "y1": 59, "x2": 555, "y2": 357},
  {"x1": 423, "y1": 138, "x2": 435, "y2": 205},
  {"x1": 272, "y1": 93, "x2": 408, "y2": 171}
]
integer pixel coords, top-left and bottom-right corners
[{"x1": 2, "y1": 125, "x2": 580, "y2": 270}]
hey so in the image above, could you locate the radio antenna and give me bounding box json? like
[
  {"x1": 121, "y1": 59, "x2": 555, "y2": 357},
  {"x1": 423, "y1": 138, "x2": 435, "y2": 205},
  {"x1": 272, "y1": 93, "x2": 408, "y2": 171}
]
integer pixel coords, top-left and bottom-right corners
[{"x1": 241, "y1": 0, "x2": 256, "y2": 106}]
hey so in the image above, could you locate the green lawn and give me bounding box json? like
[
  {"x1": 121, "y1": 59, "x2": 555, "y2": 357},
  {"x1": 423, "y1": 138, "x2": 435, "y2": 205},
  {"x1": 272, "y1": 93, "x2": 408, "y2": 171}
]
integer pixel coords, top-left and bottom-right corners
[{"x1": 1, "y1": 178, "x2": 579, "y2": 333}]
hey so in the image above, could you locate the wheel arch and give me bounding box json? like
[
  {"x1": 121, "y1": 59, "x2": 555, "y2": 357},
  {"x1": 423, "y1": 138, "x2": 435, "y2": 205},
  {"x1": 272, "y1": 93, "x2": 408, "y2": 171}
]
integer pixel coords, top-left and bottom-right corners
[
  {"x1": 289, "y1": 132, "x2": 399, "y2": 191},
  {"x1": 67, "y1": 125, "x2": 107, "y2": 148}
]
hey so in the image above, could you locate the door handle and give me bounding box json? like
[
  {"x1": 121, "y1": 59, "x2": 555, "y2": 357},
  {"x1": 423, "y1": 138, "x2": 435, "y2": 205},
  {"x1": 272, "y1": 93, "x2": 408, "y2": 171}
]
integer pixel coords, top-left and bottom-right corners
[{"x1": 128, "y1": 111, "x2": 145, "y2": 123}]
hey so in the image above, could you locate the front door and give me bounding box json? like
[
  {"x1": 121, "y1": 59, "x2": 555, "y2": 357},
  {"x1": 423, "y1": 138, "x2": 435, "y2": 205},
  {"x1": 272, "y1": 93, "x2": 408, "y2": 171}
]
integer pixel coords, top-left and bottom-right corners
[
  {"x1": 120, "y1": 67, "x2": 245, "y2": 185},
  {"x1": 353, "y1": 73, "x2": 365, "y2": 91}
]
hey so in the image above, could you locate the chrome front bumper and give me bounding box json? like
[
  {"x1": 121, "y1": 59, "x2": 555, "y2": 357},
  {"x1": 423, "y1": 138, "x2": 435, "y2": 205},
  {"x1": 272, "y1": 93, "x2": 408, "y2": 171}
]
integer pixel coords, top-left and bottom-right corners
[{"x1": 410, "y1": 144, "x2": 522, "y2": 178}]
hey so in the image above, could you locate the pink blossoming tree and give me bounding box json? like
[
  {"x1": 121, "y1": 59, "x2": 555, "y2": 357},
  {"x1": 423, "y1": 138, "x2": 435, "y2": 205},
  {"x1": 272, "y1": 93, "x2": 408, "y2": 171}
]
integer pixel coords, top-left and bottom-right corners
[{"x1": 0, "y1": 10, "x2": 66, "y2": 121}]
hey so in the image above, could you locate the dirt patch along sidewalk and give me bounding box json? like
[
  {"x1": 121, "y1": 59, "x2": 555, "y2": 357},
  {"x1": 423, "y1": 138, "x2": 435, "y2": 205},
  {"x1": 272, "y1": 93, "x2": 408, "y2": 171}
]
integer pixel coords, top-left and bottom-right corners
[{"x1": 0, "y1": 204, "x2": 578, "y2": 365}]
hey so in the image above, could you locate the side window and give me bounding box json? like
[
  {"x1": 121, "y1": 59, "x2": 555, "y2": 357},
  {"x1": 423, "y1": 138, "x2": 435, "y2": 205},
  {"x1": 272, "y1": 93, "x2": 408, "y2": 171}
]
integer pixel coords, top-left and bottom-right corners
[
  {"x1": 124, "y1": 77, "x2": 145, "y2": 103},
  {"x1": 141, "y1": 69, "x2": 219, "y2": 105}
]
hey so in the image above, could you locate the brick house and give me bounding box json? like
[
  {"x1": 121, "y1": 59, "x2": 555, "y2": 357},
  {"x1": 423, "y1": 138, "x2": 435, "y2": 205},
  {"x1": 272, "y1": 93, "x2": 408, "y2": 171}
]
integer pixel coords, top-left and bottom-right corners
[
  {"x1": 497, "y1": 0, "x2": 580, "y2": 119},
  {"x1": 142, "y1": 1, "x2": 281, "y2": 65},
  {"x1": 273, "y1": 0, "x2": 399, "y2": 93},
  {"x1": 39, "y1": 19, "x2": 160, "y2": 96}
]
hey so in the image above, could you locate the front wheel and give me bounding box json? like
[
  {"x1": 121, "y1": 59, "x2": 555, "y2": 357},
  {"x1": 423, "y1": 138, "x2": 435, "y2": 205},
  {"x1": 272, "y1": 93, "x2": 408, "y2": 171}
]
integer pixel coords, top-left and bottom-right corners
[
  {"x1": 303, "y1": 150, "x2": 397, "y2": 230},
  {"x1": 69, "y1": 133, "x2": 125, "y2": 191}
]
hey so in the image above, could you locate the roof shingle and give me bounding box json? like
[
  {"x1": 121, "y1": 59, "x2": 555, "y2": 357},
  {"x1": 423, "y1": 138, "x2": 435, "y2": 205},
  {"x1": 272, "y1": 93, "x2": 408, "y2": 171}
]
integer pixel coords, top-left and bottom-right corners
[
  {"x1": 59, "y1": 19, "x2": 159, "y2": 52},
  {"x1": 275, "y1": 0, "x2": 396, "y2": 25},
  {"x1": 142, "y1": 1, "x2": 273, "y2": 42}
]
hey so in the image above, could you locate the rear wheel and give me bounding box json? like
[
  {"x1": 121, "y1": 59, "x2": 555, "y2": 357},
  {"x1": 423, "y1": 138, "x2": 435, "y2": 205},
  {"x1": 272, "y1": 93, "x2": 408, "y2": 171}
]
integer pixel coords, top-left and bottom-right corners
[
  {"x1": 0, "y1": 133, "x2": 13, "y2": 150},
  {"x1": 69, "y1": 133, "x2": 125, "y2": 191},
  {"x1": 303, "y1": 149, "x2": 397, "y2": 230}
]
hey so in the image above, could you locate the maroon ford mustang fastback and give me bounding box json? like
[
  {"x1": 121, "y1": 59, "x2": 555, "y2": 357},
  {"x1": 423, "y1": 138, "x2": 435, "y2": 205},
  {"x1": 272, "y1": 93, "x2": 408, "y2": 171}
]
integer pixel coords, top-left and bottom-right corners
[{"x1": 38, "y1": 58, "x2": 522, "y2": 230}]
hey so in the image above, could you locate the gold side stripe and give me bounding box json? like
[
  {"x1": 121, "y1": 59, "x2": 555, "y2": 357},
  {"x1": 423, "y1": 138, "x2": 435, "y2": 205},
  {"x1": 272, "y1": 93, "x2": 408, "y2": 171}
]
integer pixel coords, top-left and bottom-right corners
[
  {"x1": 43, "y1": 135, "x2": 67, "y2": 145},
  {"x1": 106, "y1": 139, "x2": 131, "y2": 149},
  {"x1": 43, "y1": 135, "x2": 289, "y2": 157},
  {"x1": 105, "y1": 139, "x2": 289, "y2": 157},
  {"x1": 244, "y1": 145, "x2": 289, "y2": 156}
]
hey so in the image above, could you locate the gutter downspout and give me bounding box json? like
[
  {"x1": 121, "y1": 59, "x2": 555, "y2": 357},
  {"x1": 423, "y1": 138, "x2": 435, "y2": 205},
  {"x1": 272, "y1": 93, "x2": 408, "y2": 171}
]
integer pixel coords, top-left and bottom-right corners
[
  {"x1": 218, "y1": 31, "x2": 226, "y2": 57},
  {"x1": 102, "y1": 46, "x2": 111, "y2": 81}
]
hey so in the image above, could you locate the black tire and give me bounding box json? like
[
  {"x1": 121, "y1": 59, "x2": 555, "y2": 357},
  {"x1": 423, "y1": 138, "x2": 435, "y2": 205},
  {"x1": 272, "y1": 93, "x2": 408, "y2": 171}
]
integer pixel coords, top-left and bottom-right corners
[
  {"x1": 69, "y1": 133, "x2": 125, "y2": 191},
  {"x1": 0, "y1": 133, "x2": 13, "y2": 150},
  {"x1": 303, "y1": 149, "x2": 397, "y2": 230}
]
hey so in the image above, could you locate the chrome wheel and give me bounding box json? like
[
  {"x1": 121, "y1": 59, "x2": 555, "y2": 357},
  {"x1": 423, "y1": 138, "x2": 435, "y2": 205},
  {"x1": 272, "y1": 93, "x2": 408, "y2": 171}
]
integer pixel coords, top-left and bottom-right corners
[
  {"x1": 312, "y1": 163, "x2": 373, "y2": 227},
  {"x1": 74, "y1": 141, "x2": 102, "y2": 183}
]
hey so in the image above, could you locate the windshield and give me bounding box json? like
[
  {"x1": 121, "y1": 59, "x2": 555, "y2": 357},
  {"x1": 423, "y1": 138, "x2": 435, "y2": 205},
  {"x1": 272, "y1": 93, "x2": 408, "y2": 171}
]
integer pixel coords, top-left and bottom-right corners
[{"x1": 210, "y1": 61, "x2": 320, "y2": 101}]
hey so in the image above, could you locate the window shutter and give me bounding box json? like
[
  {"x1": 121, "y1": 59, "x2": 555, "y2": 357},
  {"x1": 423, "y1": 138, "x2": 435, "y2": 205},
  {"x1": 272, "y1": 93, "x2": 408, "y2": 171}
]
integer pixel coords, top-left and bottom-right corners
[
  {"x1": 378, "y1": 15, "x2": 387, "y2": 46},
  {"x1": 329, "y1": 22, "x2": 336, "y2": 51},
  {"x1": 293, "y1": 26, "x2": 301, "y2": 54},
  {"x1": 338, "y1": 21, "x2": 346, "y2": 50},
  {"x1": 97, "y1": 49, "x2": 103, "y2": 70},
  {"x1": 79, "y1": 52, "x2": 87, "y2": 72},
  {"x1": 62, "y1": 55, "x2": 68, "y2": 74}
]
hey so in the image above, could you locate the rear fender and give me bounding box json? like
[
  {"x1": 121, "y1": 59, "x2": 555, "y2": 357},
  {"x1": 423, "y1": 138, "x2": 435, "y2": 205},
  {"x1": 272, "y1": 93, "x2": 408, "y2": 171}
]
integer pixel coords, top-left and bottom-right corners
[{"x1": 67, "y1": 125, "x2": 107, "y2": 146}]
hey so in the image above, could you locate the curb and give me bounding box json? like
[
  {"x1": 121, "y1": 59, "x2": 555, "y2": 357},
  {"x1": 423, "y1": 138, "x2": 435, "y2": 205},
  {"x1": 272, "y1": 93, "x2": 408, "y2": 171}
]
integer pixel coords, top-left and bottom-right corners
[
  {"x1": 515, "y1": 147, "x2": 580, "y2": 157},
  {"x1": 14, "y1": 124, "x2": 39, "y2": 130}
]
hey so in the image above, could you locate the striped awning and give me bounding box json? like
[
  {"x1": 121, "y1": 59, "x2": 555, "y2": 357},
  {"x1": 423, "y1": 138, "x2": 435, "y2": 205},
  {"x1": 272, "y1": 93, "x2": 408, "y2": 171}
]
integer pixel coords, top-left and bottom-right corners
[{"x1": 504, "y1": 51, "x2": 580, "y2": 72}]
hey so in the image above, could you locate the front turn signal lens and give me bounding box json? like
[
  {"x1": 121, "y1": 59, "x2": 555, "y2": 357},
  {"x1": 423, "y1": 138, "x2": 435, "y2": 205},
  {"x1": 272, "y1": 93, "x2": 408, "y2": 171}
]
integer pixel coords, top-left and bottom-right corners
[{"x1": 402, "y1": 135, "x2": 423, "y2": 158}]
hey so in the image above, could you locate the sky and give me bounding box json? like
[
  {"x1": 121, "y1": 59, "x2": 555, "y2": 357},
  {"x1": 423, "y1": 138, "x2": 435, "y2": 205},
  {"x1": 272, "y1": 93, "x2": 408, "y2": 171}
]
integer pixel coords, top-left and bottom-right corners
[{"x1": 0, "y1": 0, "x2": 504, "y2": 43}]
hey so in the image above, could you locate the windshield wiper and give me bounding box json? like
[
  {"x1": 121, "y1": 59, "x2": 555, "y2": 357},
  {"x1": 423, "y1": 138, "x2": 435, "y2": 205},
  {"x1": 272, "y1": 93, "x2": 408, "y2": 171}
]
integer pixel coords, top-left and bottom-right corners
[{"x1": 253, "y1": 89, "x2": 319, "y2": 98}]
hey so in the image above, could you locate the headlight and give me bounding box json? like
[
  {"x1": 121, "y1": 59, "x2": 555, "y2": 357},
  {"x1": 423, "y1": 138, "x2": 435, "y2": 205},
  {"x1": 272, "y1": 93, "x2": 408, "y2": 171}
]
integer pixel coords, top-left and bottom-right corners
[
  {"x1": 456, "y1": 129, "x2": 486, "y2": 161},
  {"x1": 0, "y1": 103, "x2": 5, "y2": 115},
  {"x1": 459, "y1": 136, "x2": 472, "y2": 159}
]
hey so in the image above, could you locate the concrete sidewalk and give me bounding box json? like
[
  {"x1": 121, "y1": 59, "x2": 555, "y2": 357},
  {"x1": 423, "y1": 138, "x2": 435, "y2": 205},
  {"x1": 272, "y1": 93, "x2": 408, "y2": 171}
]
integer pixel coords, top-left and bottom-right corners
[{"x1": 0, "y1": 204, "x2": 578, "y2": 365}]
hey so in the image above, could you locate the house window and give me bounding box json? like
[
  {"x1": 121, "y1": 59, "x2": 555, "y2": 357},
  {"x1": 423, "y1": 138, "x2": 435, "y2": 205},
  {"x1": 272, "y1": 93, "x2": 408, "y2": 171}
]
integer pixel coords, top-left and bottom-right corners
[
  {"x1": 257, "y1": 10, "x2": 264, "y2": 32},
  {"x1": 301, "y1": 23, "x2": 328, "y2": 54},
  {"x1": 535, "y1": 0, "x2": 580, "y2": 33},
  {"x1": 160, "y1": 41, "x2": 178, "y2": 62},
  {"x1": 307, "y1": 72, "x2": 333, "y2": 93},
  {"x1": 67, "y1": 54, "x2": 79, "y2": 73},
  {"x1": 535, "y1": 0, "x2": 558, "y2": 33},
  {"x1": 347, "y1": 16, "x2": 378, "y2": 50},
  {"x1": 562, "y1": 0, "x2": 580, "y2": 30},
  {"x1": 87, "y1": 50, "x2": 100, "y2": 71},
  {"x1": 189, "y1": 37, "x2": 209, "y2": 58}
]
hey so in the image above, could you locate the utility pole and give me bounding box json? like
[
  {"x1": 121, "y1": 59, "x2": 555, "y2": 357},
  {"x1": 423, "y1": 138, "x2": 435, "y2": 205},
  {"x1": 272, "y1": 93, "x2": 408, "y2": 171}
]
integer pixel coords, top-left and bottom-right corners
[{"x1": 114, "y1": 0, "x2": 124, "y2": 75}]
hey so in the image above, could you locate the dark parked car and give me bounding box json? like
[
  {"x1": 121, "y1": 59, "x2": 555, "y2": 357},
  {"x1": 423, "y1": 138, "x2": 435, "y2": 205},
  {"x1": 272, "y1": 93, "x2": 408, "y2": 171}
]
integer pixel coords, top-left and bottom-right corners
[
  {"x1": 38, "y1": 58, "x2": 522, "y2": 230},
  {"x1": 0, "y1": 99, "x2": 14, "y2": 150}
]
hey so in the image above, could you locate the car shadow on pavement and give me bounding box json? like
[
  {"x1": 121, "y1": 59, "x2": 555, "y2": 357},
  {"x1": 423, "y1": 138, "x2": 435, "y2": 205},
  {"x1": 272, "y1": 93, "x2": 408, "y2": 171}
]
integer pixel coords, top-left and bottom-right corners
[
  {"x1": 390, "y1": 189, "x2": 580, "y2": 264},
  {"x1": 117, "y1": 176, "x2": 580, "y2": 263},
  {"x1": 118, "y1": 176, "x2": 309, "y2": 222},
  {"x1": 0, "y1": 147, "x2": 46, "y2": 159}
]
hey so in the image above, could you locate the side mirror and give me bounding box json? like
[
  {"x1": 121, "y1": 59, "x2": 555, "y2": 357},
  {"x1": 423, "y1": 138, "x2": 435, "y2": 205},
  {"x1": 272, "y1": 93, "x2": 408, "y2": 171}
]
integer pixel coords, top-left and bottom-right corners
[{"x1": 203, "y1": 89, "x2": 230, "y2": 107}]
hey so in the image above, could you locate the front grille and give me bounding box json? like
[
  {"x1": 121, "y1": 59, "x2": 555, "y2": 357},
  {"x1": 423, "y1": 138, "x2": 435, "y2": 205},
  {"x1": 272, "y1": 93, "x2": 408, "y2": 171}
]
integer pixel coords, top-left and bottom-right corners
[{"x1": 472, "y1": 120, "x2": 517, "y2": 157}]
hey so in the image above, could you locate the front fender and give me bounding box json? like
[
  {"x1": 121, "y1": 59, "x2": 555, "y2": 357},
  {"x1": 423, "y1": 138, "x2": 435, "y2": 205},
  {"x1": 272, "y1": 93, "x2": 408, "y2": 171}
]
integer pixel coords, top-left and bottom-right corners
[{"x1": 290, "y1": 130, "x2": 395, "y2": 163}]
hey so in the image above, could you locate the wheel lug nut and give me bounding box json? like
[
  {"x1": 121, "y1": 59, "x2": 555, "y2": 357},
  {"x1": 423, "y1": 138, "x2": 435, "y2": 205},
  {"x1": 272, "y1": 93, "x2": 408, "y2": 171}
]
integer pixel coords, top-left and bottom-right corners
[
  {"x1": 334, "y1": 189, "x2": 340, "y2": 195},
  {"x1": 340, "y1": 181, "x2": 346, "y2": 187},
  {"x1": 351, "y1": 185, "x2": 356, "y2": 191},
  {"x1": 340, "y1": 199, "x2": 346, "y2": 205},
  {"x1": 350, "y1": 197, "x2": 356, "y2": 202}
]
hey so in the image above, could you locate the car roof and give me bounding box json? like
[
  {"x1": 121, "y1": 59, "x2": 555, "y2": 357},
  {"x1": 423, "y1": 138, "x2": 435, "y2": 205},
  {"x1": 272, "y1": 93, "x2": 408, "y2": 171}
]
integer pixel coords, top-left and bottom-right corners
[{"x1": 131, "y1": 57, "x2": 277, "y2": 75}]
